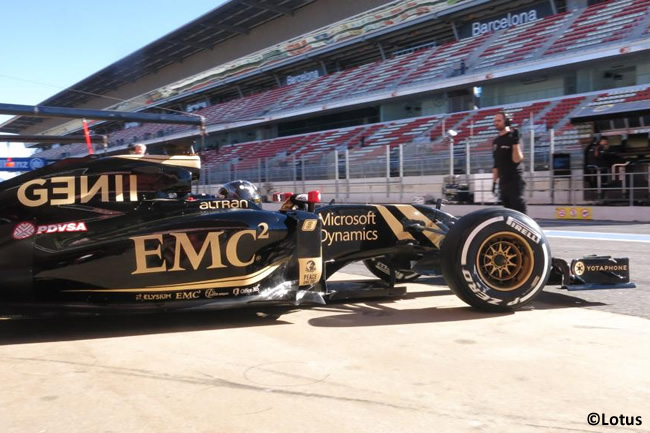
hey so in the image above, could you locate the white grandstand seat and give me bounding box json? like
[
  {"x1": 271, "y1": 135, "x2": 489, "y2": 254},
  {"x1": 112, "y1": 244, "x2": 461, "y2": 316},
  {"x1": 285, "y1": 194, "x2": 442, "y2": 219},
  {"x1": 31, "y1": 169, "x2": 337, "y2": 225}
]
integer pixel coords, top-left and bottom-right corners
[
  {"x1": 348, "y1": 49, "x2": 434, "y2": 95},
  {"x1": 476, "y1": 12, "x2": 573, "y2": 69},
  {"x1": 270, "y1": 75, "x2": 337, "y2": 112},
  {"x1": 399, "y1": 34, "x2": 492, "y2": 86},
  {"x1": 544, "y1": 0, "x2": 650, "y2": 56},
  {"x1": 95, "y1": 0, "x2": 650, "y2": 164},
  {"x1": 200, "y1": 85, "x2": 648, "y2": 172},
  {"x1": 588, "y1": 84, "x2": 650, "y2": 106},
  {"x1": 306, "y1": 63, "x2": 378, "y2": 106}
]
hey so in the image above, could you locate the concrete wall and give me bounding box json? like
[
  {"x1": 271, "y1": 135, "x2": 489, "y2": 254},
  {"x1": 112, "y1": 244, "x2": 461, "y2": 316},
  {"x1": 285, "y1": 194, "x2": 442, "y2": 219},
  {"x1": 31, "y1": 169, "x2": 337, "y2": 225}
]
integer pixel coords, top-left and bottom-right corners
[
  {"x1": 481, "y1": 75, "x2": 565, "y2": 106},
  {"x1": 380, "y1": 100, "x2": 422, "y2": 121},
  {"x1": 421, "y1": 94, "x2": 449, "y2": 116},
  {"x1": 636, "y1": 58, "x2": 650, "y2": 85},
  {"x1": 380, "y1": 93, "x2": 448, "y2": 121}
]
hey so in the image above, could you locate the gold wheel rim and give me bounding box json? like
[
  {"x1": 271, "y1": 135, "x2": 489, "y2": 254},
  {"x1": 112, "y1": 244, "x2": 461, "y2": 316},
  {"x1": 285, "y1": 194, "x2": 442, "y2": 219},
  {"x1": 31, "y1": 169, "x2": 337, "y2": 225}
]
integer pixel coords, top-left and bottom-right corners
[{"x1": 476, "y1": 231, "x2": 534, "y2": 292}]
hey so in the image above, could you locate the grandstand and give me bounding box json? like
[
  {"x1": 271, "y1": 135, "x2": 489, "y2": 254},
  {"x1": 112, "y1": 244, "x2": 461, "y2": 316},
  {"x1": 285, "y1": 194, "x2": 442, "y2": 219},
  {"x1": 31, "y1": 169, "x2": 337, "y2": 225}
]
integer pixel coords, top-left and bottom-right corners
[{"x1": 2, "y1": 0, "x2": 650, "y2": 203}]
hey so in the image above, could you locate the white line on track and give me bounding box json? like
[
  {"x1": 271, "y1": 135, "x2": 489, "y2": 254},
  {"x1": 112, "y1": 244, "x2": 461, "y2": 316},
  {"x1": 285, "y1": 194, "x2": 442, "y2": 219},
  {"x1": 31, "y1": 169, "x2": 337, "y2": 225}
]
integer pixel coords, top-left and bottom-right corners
[{"x1": 544, "y1": 230, "x2": 650, "y2": 243}]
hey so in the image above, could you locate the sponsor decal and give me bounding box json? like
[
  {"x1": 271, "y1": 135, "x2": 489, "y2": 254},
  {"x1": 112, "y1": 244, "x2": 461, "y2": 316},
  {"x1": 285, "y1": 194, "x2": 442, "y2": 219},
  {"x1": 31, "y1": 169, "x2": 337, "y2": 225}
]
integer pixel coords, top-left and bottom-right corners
[
  {"x1": 37, "y1": 222, "x2": 88, "y2": 235},
  {"x1": 12, "y1": 222, "x2": 36, "y2": 240},
  {"x1": 130, "y1": 227, "x2": 267, "y2": 275},
  {"x1": 321, "y1": 212, "x2": 376, "y2": 226},
  {"x1": 299, "y1": 257, "x2": 322, "y2": 286},
  {"x1": 585, "y1": 264, "x2": 627, "y2": 272},
  {"x1": 132, "y1": 287, "x2": 267, "y2": 302},
  {"x1": 461, "y1": 268, "x2": 502, "y2": 306},
  {"x1": 13, "y1": 221, "x2": 87, "y2": 239},
  {"x1": 593, "y1": 104, "x2": 615, "y2": 113},
  {"x1": 302, "y1": 219, "x2": 318, "y2": 232},
  {"x1": 555, "y1": 207, "x2": 592, "y2": 220},
  {"x1": 458, "y1": 2, "x2": 552, "y2": 39},
  {"x1": 199, "y1": 199, "x2": 249, "y2": 210},
  {"x1": 205, "y1": 288, "x2": 230, "y2": 299},
  {"x1": 135, "y1": 293, "x2": 174, "y2": 302},
  {"x1": 285, "y1": 69, "x2": 321, "y2": 86},
  {"x1": 573, "y1": 261, "x2": 585, "y2": 276},
  {"x1": 371, "y1": 259, "x2": 409, "y2": 280},
  {"x1": 17, "y1": 174, "x2": 138, "y2": 207},
  {"x1": 471, "y1": 10, "x2": 538, "y2": 36},
  {"x1": 506, "y1": 216, "x2": 541, "y2": 244},
  {"x1": 29, "y1": 158, "x2": 46, "y2": 170},
  {"x1": 320, "y1": 211, "x2": 379, "y2": 246},
  {"x1": 175, "y1": 290, "x2": 202, "y2": 300},
  {"x1": 233, "y1": 284, "x2": 261, "y2": 296}
]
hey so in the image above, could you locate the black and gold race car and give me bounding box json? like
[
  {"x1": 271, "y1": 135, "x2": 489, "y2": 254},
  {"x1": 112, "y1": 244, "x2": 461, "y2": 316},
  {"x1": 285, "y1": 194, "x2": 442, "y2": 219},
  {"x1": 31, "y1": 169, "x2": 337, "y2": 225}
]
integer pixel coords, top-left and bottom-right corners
[{"x1": 0, "y1": 152, "x2": 632, "y2": 314}]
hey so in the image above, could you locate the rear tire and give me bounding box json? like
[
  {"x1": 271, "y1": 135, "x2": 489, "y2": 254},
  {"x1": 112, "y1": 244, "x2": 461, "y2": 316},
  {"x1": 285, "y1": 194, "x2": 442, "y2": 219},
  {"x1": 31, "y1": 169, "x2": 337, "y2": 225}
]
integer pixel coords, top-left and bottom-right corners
[{"x1": 441, "y1": 208, "x2": 551, "y2": 312}]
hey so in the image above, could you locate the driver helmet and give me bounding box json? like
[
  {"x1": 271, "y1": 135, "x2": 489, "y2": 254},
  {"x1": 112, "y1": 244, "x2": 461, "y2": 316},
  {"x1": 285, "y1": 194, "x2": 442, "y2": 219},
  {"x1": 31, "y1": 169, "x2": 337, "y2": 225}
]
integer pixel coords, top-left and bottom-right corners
[{"x1": 217, "y1": 180, "x2": 262, "y2": 208}]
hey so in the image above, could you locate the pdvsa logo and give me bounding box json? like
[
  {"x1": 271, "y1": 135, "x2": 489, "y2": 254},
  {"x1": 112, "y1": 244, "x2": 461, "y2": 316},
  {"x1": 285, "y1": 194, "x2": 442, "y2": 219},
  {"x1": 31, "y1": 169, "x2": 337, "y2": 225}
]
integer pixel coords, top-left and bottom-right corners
[
  {"x1": 12, "y1": 221, "x2": 88, "y2": 240},
  {"x1": 12, "y1": 222, "x2": 36, "y2": 240}
]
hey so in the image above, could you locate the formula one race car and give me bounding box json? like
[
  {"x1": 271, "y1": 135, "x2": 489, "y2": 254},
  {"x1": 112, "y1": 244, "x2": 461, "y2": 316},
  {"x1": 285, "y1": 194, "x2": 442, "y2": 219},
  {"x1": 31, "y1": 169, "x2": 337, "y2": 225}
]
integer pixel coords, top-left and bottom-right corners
[{"x1": 0, "y1": 153, "x2": 633, "y2": 314}]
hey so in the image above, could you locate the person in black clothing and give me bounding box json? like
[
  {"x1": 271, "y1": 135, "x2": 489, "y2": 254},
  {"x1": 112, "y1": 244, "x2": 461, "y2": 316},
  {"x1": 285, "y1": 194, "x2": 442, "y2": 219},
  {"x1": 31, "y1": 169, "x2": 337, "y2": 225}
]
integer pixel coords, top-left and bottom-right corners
[
  {"x1": 584, "y1": 138, "x2": 600, "y2": 190},
  {"x1": 492, "y1": 112, "x2": 527, "y2": 214},
  {"x1": 594, "y1": 137, "x2": 611, "y2": 182}
]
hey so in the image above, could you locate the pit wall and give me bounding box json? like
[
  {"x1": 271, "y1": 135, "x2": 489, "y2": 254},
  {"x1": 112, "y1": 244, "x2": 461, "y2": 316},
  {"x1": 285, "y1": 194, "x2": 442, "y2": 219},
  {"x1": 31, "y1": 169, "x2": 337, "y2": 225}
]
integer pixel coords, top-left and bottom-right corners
[{"x1": 200, "y1": 170, "x2": 650, "y2": 222}]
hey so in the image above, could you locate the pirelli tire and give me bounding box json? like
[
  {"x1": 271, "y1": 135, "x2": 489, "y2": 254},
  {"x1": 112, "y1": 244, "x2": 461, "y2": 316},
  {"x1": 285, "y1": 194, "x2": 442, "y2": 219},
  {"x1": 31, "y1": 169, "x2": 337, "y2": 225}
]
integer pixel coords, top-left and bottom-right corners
[
  {"x1": 440, "y1": 208, "x2": 551, "y2": 312},
  {"x1": 363, "y1": 256, "x2": 421, "y2": 283}
]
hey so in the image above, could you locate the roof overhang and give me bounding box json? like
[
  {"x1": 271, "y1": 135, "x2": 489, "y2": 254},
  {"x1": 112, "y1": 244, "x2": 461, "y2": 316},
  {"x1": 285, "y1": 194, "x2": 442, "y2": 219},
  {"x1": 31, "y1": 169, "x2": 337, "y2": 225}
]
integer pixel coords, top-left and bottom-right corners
[
  {"x1": 570, "y1": 100, "x2": 650, "y2": 123},
  {"x1": 0, "y1": 0, "x2": 315, "y2": 133}
]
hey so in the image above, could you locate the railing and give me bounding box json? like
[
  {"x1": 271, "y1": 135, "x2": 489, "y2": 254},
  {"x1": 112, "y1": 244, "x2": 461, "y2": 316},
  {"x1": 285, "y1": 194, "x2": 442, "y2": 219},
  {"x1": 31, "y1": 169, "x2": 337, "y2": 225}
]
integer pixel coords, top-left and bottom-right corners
[
  {"x1": 201, "y1": 145, "x2": 650, "y2": 206},
  {"x1": 208, "y1": 144, "x2": 566, "y2": 181}
]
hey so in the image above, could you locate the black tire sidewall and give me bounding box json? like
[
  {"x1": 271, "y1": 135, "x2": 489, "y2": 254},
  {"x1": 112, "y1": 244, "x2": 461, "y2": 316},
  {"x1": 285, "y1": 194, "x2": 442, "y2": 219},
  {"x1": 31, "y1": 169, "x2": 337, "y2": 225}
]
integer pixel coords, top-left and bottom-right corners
[
  {"x1": 441, "y1": 208, "x2": 551, "y2": 311},
  {"x1": 364, "y1": 257, "x2": 421, "y2": 283}
]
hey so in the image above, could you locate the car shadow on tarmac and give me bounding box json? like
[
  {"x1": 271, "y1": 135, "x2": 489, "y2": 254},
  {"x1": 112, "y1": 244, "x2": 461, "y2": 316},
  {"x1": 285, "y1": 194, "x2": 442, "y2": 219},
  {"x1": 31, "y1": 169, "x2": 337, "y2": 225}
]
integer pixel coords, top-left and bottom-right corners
[
  {"x1": 307, "y1": 281, "x2": 606, "y2": 328},
  {"x1": 0, "y1": 309, "x2": 292, "y2": 346},
  {"x1": 532, "y1": 290, "x2": 606, "y2": 310},
  {"x1": 0, "y1": 284, "x2": 605, "y2": 346}
]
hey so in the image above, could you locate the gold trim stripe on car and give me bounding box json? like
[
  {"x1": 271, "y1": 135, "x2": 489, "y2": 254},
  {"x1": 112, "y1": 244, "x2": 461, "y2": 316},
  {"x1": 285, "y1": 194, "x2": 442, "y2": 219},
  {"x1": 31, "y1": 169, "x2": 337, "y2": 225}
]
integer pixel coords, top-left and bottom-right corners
[
  {"x1": 373, "y1": 205, "x2": 414, "y2": 241},
  {"x1": 395, "y1": 205, "x2": 444, "y2": 248},
  {"x1": 62, "y1": 263, "x2": 281, "y2": 293},
  {"x1": 112, "y1": 155, "x2": 201, "y2": 169}
]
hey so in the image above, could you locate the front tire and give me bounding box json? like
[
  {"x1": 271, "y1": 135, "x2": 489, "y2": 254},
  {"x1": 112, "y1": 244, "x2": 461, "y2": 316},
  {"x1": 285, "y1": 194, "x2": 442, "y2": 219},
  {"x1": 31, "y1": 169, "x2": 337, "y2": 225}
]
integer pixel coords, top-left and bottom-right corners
[{"x1": 441, "y1": 208, "x2": 551, "y2": 312}]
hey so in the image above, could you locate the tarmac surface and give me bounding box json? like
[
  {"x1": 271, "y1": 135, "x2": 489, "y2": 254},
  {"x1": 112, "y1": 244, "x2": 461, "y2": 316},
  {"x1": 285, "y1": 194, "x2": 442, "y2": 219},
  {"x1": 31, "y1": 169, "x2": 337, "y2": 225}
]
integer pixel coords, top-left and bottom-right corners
[{"x1": 0, "y1": 221, "x2": 648, "y2": 432}]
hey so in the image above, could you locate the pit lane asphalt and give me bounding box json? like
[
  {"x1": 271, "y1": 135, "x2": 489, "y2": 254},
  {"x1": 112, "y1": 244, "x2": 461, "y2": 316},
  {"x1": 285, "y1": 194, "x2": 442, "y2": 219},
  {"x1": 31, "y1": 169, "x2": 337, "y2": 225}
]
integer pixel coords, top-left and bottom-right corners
[
  {"x1": 0, "y1": 221, "x2": 648, "y2": 432},
  {"x1": 341, "y1": 220, "x2": 650, "y2": 319},
  {"x1": 540, "y1": 220, "x2": 650, "y2": 320}
]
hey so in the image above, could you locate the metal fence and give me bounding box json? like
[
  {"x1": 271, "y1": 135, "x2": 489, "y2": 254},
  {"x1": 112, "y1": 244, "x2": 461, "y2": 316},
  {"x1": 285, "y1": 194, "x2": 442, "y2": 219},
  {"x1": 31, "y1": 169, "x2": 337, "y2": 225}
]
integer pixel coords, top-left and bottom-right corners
[
  {"x1": 206, "y1": 142, "x2": 576, "y2": 181},
  {"x1": 200, "y1": 130, "x2": 649, "y2": 206}
]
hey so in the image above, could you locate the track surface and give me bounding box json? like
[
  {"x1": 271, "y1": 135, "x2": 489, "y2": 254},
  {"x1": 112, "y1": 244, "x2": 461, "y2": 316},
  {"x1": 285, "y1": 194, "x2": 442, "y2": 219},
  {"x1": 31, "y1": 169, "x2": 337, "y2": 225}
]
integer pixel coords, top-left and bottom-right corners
[
  {"x1": 343, "y1": 220, "x2": 650, "y2": 319},
  {"x1": 0, "y1": 220, "x2": 648, "y2": 433}
]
